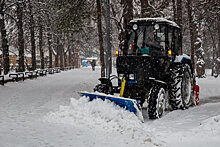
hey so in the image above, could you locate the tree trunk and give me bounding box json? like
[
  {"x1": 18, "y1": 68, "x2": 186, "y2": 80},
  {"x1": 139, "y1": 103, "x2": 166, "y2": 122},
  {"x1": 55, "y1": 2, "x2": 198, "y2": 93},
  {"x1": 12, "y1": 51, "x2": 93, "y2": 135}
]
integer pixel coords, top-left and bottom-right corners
[
  {"x1": 176, "y1": 0, "x2": 182, "y2": 54},
  {"x1": 218, "y1": 15, "x2": 220, "y2": 58},
  {"x1": 38, "y1": 17, "x2": 44, "y2": 69},
  {"x1": 48, "y1": 34, "x2": 52, "y2": 68},
  {"x1": 60, "y1": 45, "x2": 63, "y2": 69},
  {"x1": 46, "y1": 13, "x2": 52, "y2": 68},
  {"x1": 55, "y1": 36, "x2": 59, "y2": 67},
  {"x1": 0, "y1": 0, "x2": 9, "y2": 75},
  {"x1": 172, "y1": 0, "x2": 177, "y2": 22},
  {"x1": 63, "y1": 34, "x2": 68, "y2": 68},
  {"x1": 187, "y1": 0, "x2": 196, "y2": 86},
  {"x1": 28, "y1": 1, "x2": 36, "y2": 70},
  {"x1": 68, "y1": 33, "x2": 72, "y2": 68},
  {"x1": 17, "y1": 1, "x2": 25, "y2": 72},
  {"x1": 64, "y1": 51, "x2": 67, "y2": 68},
  {"x1": 96, "y1": 0, "x2": 105, "y2": 77},
  {"x1": 71, "y1": 46, "x2": 74, "y2": 68},
  {"x1": 176, "y1": 0, "x2": 182, "y2": 29},
  {"x1": 122, "y1": 0, "x2": 133, "y2": 55},
  {"x1": 206, "y1": 24, "x2": 216, "y2": 76},
  {"x1": 68, "y1": 49, "x2": 72, "y2": 68}
]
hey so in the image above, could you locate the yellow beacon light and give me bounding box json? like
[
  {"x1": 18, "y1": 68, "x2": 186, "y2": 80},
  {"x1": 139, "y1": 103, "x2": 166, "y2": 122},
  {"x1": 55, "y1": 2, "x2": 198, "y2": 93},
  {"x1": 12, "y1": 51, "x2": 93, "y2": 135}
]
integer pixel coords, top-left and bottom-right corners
[
  {"x1": 116, "y1": 50, "x2": 119, "y2": 56},
  {"x1": 168, "y1": 49, "x2": 172, "y2": 56}
]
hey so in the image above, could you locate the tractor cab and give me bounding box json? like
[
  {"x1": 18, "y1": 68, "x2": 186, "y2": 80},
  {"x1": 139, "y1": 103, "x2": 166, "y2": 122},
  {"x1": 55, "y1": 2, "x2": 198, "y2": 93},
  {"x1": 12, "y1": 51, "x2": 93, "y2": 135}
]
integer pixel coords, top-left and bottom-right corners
[{"x1": 126, "y1": 18, "x2": 181, "y2": 58}]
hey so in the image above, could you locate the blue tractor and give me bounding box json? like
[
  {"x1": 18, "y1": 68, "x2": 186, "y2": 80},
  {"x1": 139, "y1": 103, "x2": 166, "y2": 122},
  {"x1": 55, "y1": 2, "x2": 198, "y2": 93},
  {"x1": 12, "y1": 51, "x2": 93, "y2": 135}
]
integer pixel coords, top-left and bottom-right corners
[{"x1": 80, "y1": 18, "x2": 193, "y2": 121}]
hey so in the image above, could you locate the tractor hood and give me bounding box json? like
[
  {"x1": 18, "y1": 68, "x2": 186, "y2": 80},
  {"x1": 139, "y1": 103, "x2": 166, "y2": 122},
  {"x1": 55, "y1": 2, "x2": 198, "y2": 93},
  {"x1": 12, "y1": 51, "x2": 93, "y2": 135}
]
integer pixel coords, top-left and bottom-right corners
[{"x1": 116, "y1": 55, "x2": 168, "y2": 82}]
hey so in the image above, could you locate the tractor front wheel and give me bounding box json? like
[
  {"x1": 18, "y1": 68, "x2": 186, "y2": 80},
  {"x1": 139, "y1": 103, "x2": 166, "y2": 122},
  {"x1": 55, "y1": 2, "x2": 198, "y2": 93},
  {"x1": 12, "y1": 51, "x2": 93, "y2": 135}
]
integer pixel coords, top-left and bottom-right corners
[{"x1": 148, "y1": 86, "x2": 166, "y2": 119}]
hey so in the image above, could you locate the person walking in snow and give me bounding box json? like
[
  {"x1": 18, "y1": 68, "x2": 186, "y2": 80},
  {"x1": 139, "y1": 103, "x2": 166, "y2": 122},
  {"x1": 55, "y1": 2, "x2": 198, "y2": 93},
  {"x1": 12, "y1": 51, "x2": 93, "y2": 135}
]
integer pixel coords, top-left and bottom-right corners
[{"x1": 91, "y1": 60, "x2": 96, "y2": 71}]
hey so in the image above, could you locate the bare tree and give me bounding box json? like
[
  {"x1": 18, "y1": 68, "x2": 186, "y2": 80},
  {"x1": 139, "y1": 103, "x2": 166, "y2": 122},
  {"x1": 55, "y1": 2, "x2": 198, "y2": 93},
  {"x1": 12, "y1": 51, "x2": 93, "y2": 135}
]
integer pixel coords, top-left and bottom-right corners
[
  {"x1": 172, "y1": 0, "x2": 177, "y2": 22},
  {"x1": 28, "y1": 0, "x2": 36, "y2": 70},
  {"x1": 121, "y1": 0, "x2": 133, "y2": 55},
  {"x1": 176, "y1": 0, "x2": 183, "y2": 54},
  {"x1": 0, "y1": 0, "x2": 9, "y2": 74},
  {"x1": 66, "y1": 33, "x2": 72, "y2": 68},
  {"x1": 55, "y1": 35, "x2": 59, "y2": 67},
  {"x1": 186, "y1": 0, "x2": 196, "y2": 85},
  {"x1": 17, "y1": 0, "x2": 25, "y2": 72},
  {"x1": 38, "y1": 16, "x2": 44, "y2": 69},
  {"x1": 96, "y1": 0, "x2": 105, "y2": 77},
  {"x1": 218, "y1": 15, "x2": 220, "y2": 57},
  {"x1": 48, "y1": 33, "x2": 52, "y2": 68}
]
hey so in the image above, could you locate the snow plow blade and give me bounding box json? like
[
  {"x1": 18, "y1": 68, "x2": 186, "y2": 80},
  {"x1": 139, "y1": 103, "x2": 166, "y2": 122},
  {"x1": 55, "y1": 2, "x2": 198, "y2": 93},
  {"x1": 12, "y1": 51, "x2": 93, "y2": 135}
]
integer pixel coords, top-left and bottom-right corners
[{"x1": 79, "y1": 91, "x2": 144, "y2": 122}]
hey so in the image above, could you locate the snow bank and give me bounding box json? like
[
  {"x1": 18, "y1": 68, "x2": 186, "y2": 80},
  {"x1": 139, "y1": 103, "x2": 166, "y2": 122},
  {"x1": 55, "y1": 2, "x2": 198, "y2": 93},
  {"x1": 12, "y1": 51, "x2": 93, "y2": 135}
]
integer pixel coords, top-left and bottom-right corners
[
  {"x1": 197, "y1": 76, "x2": 220, "y2": 99},
  {"x1": 44, "y1": 97, "x2": 140, "y2": 128},
  {"x1": 44, "y1": 97, "x2": 163, "y2": 147}
]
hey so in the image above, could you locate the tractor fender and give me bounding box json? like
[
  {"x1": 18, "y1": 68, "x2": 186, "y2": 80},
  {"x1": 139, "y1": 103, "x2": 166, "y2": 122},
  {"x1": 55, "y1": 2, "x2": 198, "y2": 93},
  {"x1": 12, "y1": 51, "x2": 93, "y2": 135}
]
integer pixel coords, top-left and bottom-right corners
[
  {"x1": 149, "y1": 77, "x2": 167, "y2": 89},
  {"x1": 173, "y1": 54, "x2": 193, "y2": 73},
  {"x1": 173, "y1": 54, "x2": 191, "y2": 63}
]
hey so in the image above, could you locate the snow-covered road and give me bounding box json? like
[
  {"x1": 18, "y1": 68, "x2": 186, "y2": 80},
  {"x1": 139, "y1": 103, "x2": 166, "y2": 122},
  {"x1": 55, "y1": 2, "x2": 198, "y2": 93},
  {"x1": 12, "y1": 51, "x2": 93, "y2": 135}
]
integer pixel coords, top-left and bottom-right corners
[
  {"x1": 0, "y1": 67, "x2": 220, "y2": 147},
  {"x1": 0, "y1": 68, "x2": 100, "y2": 147}
]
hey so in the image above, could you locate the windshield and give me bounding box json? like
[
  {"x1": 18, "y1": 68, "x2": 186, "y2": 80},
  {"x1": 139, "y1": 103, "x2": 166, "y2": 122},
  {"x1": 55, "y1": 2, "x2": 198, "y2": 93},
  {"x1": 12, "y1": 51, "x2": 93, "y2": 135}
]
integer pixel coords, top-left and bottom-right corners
[{"x1": 128, "y1": 24, "x2": 166, "y2": 55}]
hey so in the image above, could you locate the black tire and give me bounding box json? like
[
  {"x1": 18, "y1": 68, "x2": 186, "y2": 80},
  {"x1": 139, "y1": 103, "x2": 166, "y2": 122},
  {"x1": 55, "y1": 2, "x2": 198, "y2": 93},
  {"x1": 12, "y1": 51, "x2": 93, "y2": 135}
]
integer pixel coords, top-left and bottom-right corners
[
  {"x1": 214, "y1": 74, "x2": 218, "y2": 78},
  {"x1": 213, "y1": 68, "x2": 218, "y2": 78},
  {"x1": 94, "y1": 84, "x2": 113, "y2": 95},
  {"x1": 169, "y1": 64, "x2": 192, "y2": 110},
  {"x1": 148, "y1": 86, "x2": 166, "y2": 119}
]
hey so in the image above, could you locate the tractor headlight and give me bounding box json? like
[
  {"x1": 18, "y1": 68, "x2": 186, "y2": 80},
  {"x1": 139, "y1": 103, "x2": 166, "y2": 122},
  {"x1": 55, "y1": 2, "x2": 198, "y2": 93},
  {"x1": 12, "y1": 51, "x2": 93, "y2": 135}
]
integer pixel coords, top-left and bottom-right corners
[
  {"x1": 132, "y1": 24, "x2": 138, "y2": 30},
  {"x1": 129, "y1": 74, "x2": 135, "y2": 80},
  {"x1": 119, "y1": 74, "x2": 124, "y2": 80}
]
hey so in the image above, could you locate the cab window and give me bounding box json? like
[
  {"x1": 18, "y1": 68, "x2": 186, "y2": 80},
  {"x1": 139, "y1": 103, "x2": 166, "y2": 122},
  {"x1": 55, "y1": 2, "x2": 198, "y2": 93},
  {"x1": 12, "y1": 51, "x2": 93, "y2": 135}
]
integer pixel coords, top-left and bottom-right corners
[{"x1": 168, "y1": 27, "x2": 181, "y2": 55}]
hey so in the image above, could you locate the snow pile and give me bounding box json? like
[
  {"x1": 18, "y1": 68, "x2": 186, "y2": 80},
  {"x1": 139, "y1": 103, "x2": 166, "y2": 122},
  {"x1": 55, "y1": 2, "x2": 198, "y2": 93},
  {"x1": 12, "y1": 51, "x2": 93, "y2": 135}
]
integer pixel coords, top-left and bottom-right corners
[
  {"x1": 197, "y1": 75, "x2": 220, "y2": 100},
  {"x1": 44, "y1": 97, "x2": 140, "y2": 127},
  {"x1": 44, "y1": 97, "x2": 162, "y2": 147}
]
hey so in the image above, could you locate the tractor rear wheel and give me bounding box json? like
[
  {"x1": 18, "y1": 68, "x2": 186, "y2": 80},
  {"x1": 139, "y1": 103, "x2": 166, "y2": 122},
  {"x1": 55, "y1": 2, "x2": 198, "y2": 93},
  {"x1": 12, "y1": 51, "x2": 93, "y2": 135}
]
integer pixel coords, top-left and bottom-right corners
[
  {"x1": 169, "y1": 64, "x2": 192, "y2": 109},
  {"x1": 148, "y1": 86, "x2": 166, "y2": 119}
]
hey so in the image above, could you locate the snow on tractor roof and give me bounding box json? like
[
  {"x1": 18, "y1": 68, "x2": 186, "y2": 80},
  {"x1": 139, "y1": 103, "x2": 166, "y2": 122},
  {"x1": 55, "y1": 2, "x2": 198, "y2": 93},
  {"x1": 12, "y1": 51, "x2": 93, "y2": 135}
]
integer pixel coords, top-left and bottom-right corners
[{"x1": 130, "y1": 17, "x2": 179, "y2": 28}]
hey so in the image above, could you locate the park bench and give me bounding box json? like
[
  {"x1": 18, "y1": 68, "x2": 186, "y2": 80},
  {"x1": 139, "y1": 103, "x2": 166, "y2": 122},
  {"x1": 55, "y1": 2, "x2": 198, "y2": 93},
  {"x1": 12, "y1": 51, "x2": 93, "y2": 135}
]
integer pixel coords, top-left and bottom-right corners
[
  {"x1": 43, "y1": 69, "x2": 47, "y2": 76},
  {"x1": 0, "y1": 75, "x2": 4, "y2": 85},
  {"x1": 63, "y1": 67, "x2": 69, "y2": 71},
  {"x1": 25, "y1": 71, "x2": 37, "y2": 79},
  {"x1": 48, "y1": 68, "x2": 54, "y2": 74},
  {"x1": 9, "y1": 72, "x2": 24, "y2": 82},
  {"x1": 36, "y1": 70, "x2": 47, "y2": 76},
  {"x1": 54, "y1": 67, "x2": 61, "y2": 73}
]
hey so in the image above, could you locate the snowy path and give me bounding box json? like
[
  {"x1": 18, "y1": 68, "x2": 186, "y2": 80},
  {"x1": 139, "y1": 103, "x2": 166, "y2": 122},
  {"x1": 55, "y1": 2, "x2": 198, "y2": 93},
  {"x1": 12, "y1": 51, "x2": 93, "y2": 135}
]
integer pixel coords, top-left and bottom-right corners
[
  {"x1": 0, "y1": 68, "x2": 100, "y2": 147},
  {"x1": 145, "y1": 102, "x2": 220, "y2": 147},
  {"x1": 0, "y1": 67, "x2": 220, "y2": 147}
]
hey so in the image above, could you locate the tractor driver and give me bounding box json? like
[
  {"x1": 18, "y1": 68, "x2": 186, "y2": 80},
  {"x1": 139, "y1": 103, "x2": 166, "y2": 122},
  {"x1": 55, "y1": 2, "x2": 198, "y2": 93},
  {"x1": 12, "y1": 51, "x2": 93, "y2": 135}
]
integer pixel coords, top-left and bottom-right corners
[{"x1": 146, "y1": 31, "x2": 160, "y2": 48}]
